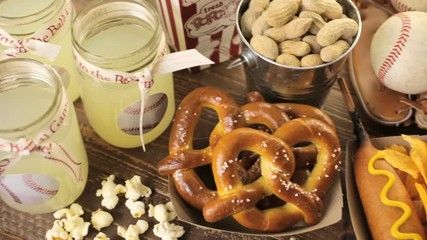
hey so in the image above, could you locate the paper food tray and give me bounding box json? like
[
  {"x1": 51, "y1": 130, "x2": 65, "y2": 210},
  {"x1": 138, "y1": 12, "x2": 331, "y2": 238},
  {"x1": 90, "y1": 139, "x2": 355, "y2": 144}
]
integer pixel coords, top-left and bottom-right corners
[
  {"x1": 345, "y1": 135, "x2": 427, "y2": 240},
  {"x1": 168, "y1": 171, "x2": 343, "y2": 237}
]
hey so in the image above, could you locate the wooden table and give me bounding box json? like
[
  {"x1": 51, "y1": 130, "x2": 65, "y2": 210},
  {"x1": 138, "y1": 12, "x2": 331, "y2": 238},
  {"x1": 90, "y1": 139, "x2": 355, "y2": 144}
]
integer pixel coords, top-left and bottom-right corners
[
  {"x1": 2, "y1": 1, "x2": 427, "y2": 240},
  {"x1": 2, "y1": 58, "x2": 426, "y2": 240}
]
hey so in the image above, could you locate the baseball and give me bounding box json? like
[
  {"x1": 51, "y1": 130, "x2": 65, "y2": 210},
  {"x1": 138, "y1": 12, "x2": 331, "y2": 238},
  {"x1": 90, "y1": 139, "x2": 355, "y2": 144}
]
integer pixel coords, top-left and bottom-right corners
[
  {"x1": 370, "y1": 11, "x2": 427, "y2": 94},
  {"x1": 390, "y1": 0, "x2": 427, "y2": 12},
  {"x1": 118, "y1": 93, "x2": 168, "y2": 135},
  {"x1": 0, "y1": 174, "x2": 59, "y2": 205}
]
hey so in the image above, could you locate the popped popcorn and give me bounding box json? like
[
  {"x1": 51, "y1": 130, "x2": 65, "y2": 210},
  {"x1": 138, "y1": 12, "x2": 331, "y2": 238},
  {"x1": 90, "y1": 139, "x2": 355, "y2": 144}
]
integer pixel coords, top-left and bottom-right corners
[
  {"x1": 62, "y1": 216, "x2": 90, "y2": 240},
  {"x1": 117, "y1": 220, "x2": 149, "y2": 240},
  {"x1": 153, "y1": 221, "x2": 185, "y2": 240},
  {"x1": 53, "y1": 203, "x2": 84, "y2": 220},
  {"x1": 148, "y1": 201, "x2": 177, "y2": 222},
  {"x1": 96, "y1": 175, "x2": 127, "y2": 210},
  {"x1": 125, "y1": 199, "x2": 146, "y2": 218},
  {"x1": 45, "y1": 174, "x2": 186, "y2": 240},
  {"x1": 91, "y1": 209, "x2": 114, "y2": 231},
  {"x1": 125, "y1": 175, "x2": 152, "y2": 201},
  {"x1": 94, "y1": 232, "x2": 111, "y2": 240},
  {"x1": 48, "y1": 203, "x2": 89, "y2": 240},
  {"x1": 45, "y1": 220, "x2": 71, "y2": 240}
]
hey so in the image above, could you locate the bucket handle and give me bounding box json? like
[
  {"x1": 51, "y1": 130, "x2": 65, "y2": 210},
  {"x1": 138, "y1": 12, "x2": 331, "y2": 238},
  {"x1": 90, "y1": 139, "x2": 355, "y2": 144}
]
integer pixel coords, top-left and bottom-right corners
[
  {"x1": 227, "y1": 47, "x2": 258, "y2": 70},
  {"x1": 227, "y1": 57, "x2": 245, "y2": 70}
]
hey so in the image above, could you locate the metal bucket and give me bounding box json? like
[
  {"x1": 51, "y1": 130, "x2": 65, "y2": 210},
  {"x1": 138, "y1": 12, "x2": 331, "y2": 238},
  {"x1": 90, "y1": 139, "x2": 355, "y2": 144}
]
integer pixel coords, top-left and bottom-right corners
[{"x1": 231, "y1": 0, "x2": 362, "y2": 107}]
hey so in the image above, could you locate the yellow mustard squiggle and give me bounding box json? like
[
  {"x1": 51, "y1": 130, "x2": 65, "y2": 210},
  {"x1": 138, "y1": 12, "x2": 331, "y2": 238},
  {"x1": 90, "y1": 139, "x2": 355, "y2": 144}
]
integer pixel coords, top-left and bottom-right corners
[{"x1": 368, "y1": 151, "x2": 423, "y2": 240}]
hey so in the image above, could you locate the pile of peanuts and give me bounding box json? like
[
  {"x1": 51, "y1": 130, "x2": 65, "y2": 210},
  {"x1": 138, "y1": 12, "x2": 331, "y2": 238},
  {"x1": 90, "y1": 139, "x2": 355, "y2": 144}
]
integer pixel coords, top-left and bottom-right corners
[{"x1": 240, "y1": 0, "x2": 359, "y2": 67}]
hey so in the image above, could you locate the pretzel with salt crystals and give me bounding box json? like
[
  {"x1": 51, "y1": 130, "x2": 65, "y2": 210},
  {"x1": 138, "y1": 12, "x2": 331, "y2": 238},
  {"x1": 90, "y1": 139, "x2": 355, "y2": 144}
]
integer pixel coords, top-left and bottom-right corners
[
  {"x1": 157, "y1": 87, "x2": 243, "y2": 209},
  {"x1": 157, "y1": 86, "x2": 290, "y2": 210},
  {"x1": 203, "y1": 118, "x2": 342, "y2": 232},
  {"x1": 246, "y1": 91, "x2": 336, "y2": 130},
  {"x1": 246, "y1": 91, "x2": 337, "y2": 168}
]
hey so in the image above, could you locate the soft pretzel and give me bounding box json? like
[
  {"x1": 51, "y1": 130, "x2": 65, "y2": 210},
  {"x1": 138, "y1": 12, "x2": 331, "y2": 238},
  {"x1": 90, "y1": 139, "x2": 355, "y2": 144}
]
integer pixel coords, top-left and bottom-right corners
[
  {"x1": 240, "y1": 101, "x2": 290, "y2": 132},
  {"x1": 247, "y1": 91, "x2": 336, "y2": 130},
  {"x1": 273, "y1": 118, "x2": 341, "y2": 198},
  {"x1": 157, "y1": 86, "x2": 244, "y2": 209},
  {"x1": 203, "y1": 118, "x2": 341, "y2": 232},
  {"x1": 247, "y1": 91, "x2": 336, "y2": 169},
  {"x1": 275, "y1": 103, "x2": 336, "y2": 130},
  {"x1": 157, "y1": 87, "x2": 291, "y2": 210},
  {"x1": 234, "y1": 101, "x2": 291, "y2": 184}
]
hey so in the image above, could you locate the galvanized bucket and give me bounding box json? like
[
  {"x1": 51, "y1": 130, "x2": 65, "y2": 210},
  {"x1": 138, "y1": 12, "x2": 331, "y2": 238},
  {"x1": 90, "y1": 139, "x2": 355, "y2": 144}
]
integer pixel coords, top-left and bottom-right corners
[{"x1": 230, "y1": 0, "x2": 362, "y2": 107}]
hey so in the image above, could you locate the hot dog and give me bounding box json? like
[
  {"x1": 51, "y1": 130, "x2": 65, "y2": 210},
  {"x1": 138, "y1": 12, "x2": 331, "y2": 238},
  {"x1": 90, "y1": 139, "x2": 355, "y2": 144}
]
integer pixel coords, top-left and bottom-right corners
[{"x1": 354, "y1": 135, "x2": 426, "y2": 240}]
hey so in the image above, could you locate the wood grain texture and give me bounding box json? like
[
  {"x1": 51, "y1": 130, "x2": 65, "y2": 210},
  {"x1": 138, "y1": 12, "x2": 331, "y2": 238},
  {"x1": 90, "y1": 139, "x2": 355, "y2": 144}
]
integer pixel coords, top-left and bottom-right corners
[
  {"x1": 2, "y1": 1, "x2": 427, "y2": 239},
  {"x1": 0, "y1": 61, "x2": 357, "y2": 240}
]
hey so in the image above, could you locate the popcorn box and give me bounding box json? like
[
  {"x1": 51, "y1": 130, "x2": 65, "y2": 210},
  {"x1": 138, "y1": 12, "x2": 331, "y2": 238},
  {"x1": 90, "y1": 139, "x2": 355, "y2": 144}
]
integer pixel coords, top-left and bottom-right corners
[{"x1": 154, "y1": 0, "x2": 242, "y2": 72}]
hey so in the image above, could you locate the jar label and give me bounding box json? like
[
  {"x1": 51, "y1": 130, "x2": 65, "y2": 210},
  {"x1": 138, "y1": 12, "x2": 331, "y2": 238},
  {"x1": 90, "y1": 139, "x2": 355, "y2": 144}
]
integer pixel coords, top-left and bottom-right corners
[
  {"x1": 118, "y1": 93, "x2": 168, "y2": 135},
  {"x1": 0, "y1": 174, "x2": 59, "y2": 205}
]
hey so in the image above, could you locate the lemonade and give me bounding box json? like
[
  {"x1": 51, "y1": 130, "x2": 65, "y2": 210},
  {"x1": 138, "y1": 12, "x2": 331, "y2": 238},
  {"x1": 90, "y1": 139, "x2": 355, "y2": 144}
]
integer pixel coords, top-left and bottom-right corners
[
  {"x1": 75, "y1": 8, "x2": 175, "y2": 148},
  {"x1": 0, "y1": 61, "x2": 88, "y2": 214},
  {"x1": 80, "y1": 73, "x2": 174, "y2": 148},
  {"x1": 0, "y1": 0, "x2": 81, "y2": 102}
]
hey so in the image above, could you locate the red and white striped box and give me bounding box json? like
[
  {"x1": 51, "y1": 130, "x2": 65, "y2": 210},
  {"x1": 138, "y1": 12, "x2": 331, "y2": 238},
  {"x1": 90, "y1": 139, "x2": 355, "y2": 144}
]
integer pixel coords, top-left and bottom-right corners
[{"x1": 155, "y1": 0, "x2": 242, "y2": 72}]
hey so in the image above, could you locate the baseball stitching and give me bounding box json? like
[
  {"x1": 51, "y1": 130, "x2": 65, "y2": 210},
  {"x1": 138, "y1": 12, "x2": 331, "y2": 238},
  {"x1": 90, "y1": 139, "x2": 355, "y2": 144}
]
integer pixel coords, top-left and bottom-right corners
[
  {"x1": 124, "y1": 106, "x2": 141, "y2": 115},
  {"x1": 0, "y1": 181, "x2": 22, "y2": 203},
  {"x1": 45, "y1": 155, "x2": 81, "y2": 181},
  {"x1": 121, "y1": 120, "x2": 161, "y2": 133},
  {"x1": 144, "y1": 94, "x2": 167, "y2": 113},
  {"x1": 23, "y1": 174, "x2": 58, "y2": 196},
  {"x1": 377, "y1": 13, "x2": 412, "y2": 84},
  {"x1": 124, "y1": 94, "x2": 167, "y2": 116},
  {"x1": 120, "y1": 94, "x2": 167, "y2": 134},
  {"x1": 392, "y1": 0, "x2": 416, "y2": 12},
  {"x1": 121, "y1": 126, "x2": 141, "y2": 133},
  {"x1": 44, "y1": 144, "x2": 83, "y2": 182}
]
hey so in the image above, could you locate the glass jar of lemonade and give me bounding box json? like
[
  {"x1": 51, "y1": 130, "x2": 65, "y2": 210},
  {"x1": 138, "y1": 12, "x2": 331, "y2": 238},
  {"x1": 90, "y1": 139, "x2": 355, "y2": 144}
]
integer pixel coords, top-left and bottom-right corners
[
  {"x1": 72, "y1": 0, "x2": 175, "y2": 149},
  {"x1": 0, "y1": 58, "x2": 88, "y2": 214},
  {"x1": 0, "y1": 0, "x2": 80, "y2": 102}
]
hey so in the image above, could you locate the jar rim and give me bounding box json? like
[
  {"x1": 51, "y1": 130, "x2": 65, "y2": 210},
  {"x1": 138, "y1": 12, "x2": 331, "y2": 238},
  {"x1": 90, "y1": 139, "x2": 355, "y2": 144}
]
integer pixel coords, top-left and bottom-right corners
[
  {"x1": 0, "y1": 0, "x2": 66, "y2": 35},
  {"x1": 0, "y1": 58, "x2": 62, "y2": 136},
  {"x1": 72, "y1": 0, "x2": 163, "y2": 72}
]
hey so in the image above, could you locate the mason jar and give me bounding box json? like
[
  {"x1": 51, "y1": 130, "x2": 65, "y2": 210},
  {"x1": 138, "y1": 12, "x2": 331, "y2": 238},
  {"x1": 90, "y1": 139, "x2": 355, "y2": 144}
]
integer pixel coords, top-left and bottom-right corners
[
  {"x1": 0, "y1": 58, "x2": 88, "y2": 214},
  {"x1": 72, "y1": 0, "x2": 175, "y2": 149},
  {"x1": 0, "y1": 0, "x2": 81, "y2": 102}
]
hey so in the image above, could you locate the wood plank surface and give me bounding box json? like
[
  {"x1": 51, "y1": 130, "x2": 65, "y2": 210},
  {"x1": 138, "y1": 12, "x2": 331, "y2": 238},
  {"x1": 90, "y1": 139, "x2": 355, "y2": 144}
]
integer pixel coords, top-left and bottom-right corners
[{"x1": 2, "y1": 1, "x2": 427, "y2": 240}]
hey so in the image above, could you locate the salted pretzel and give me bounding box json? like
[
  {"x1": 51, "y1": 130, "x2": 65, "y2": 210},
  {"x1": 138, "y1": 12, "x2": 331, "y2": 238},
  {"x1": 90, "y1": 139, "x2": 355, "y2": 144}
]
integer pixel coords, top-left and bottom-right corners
[
  {"x1": 157, "y1": 86, "x2": 291, "y2": 210},
  {"x1": 248, "y1": 90, "x2": 336, "y2": 168},
  {"x1": 203, "y1": 118, "x2": 341, "y2": 232},
  {"x1": 247, "y1": 91, "x2": 336, "y2": 130},
  {"x1": 240, "y1": 101, "x2": 290, "y2": 131},
  {"x1": 157, "y1": 86, "x2": 244, "y2": 209},
  {"x1": 234, "y1": 101, "x2": 291, "y2": 184}
]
